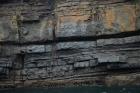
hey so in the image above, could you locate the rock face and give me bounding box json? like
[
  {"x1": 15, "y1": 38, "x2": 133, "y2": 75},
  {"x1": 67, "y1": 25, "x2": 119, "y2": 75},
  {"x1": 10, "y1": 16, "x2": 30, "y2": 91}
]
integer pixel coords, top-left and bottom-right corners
[
  {"x1": 0, "y1": 0, "x2": 140, "y2": 88},
  {"x1": 55, "y1": 0, "x2": 139, "y2": 37}
]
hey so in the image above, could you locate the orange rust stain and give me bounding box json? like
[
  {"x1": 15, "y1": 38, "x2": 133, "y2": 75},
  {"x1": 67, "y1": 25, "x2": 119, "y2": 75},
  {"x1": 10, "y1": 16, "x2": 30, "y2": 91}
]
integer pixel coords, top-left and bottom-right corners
[
  {"x1": 57, "y1": 5, "x2": 137, "y2": 33},
  {"x1": 104, "y1": 8, "x2": 116, "y2": 29},
  {"x1": 59, "y1": 15, "x2": 90, "y2": 23},
  {"x1": 117, "y1": 6, "x2": 136, "y2": 32},
  {"x1": 104, "y1": 5, "x2": 136, "y2": 32}
]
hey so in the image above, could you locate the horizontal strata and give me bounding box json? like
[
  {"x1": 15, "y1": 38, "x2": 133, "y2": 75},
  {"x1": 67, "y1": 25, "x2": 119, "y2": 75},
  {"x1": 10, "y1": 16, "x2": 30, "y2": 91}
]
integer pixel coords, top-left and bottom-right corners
[
  {"x1": 0, "y1": 0, "x2": 140, "y2": 89},
  {"x1": 0, "y1": 0, "x2": 139, "y2": 43},
  {"x1": 0, "y1": 34, "x2": 140, "y2": 88}
]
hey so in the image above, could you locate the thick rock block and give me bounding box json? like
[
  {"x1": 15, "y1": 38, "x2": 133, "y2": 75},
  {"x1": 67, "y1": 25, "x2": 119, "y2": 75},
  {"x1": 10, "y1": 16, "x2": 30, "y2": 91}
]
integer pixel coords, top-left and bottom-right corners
[
  {"x1": 25, "y1": 45, "x2": 46, "y2": 53},
  {"x1": 97, "y1": 38, "x2": 125, "y2": 46},
  {"x1": 0, "y1": 16, "x2": 19, "y2": 42},
  {"x1": 136, "y1": 2, "x2": 140, "y2": 30},
  {"x1": 57, "y1": 41, "x2": 96, "y2": 50},
  {"x1": 0, "y1": 57, "x2": 12, "y2": 68},
  {"x1": 74, "y1": 61, "x2": 90, "y2": 68},
  {"x1": 24, "y1": 53, "x2": 51, "y2": 68},
  {"x1": 0, "y1": 0, "x2": 55, "y2": 43},
  {"x1": 19, "y1": 17, "x2": 54, "y2": 42},
  {"x1": 55, "y1": 0, "x2": 139, "y2": 38}
]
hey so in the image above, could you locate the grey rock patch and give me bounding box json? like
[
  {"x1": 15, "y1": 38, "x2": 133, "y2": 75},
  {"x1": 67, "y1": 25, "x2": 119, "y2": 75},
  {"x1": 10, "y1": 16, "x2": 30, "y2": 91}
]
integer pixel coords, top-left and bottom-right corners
[
  {"x1": 26, "y1": 45, "x2": 45, "y2": 53},
  {"x1": 57, "y1": 41, "x2": 96, "y2": 50}
]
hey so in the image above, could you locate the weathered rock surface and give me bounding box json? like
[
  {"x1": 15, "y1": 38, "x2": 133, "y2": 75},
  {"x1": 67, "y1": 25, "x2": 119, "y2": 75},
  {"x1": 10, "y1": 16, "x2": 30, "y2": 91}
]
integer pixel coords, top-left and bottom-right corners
[
  {"x1": 55, "y1": 0, "x2": 139, "y2": 38},
  {"x1": 0, "y1": 0, "x2": 140, "y2": 89}
]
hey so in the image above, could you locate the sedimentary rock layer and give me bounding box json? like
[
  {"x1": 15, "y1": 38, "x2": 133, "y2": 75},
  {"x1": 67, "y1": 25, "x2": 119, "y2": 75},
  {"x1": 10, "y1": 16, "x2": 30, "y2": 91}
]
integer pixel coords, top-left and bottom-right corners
[{"x1": 0, "y1": 0, "x2": 140, "y2": 88}]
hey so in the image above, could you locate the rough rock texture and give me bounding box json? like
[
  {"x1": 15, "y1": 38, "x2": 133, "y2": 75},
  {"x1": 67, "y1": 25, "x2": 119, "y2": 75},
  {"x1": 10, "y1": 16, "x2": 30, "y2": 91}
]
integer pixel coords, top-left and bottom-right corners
[
  {"x1": 0, "y1": 0, "x2": 140, "y2": 89},
  {"x1": 0, "y1": 0, "x2": 54, "y2": 42},
  {"x1": 55, "y1": 0, "x2": 139, "y2": 37}
]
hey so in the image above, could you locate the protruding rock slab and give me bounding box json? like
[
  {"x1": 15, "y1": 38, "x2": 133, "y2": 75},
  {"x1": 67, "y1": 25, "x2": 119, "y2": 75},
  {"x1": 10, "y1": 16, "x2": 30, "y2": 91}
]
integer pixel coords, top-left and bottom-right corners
[
  {"x1": 0, "y1": 16, "x2": 19, "y2": 42},
  {"x1": 19, "y1": 17, "x2": 54, "y2": 42},
  {"x1": 55, "y1": 0, "x2": 139, "y2": 38}
]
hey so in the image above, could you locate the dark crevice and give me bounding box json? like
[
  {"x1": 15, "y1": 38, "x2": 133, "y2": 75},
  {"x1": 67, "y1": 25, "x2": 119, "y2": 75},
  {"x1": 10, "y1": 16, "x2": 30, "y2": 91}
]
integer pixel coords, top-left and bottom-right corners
[
  {"x1": 93, "y1": 0, "x2": 136, "y2": 5},
  {"x1": 0, "y1": 0, "x2": 21, "y2": 4},
  {"x1": 107, "y1": 67, "x2": 140, "y2": 74},
  {"x1": 0, "y1": 30, "x2": 140, "y2": 45},
  {"x1": 57, "y1": 30, "x2": 140, "y2": 42},
  {"x1": 97, "y1": 42, "x2": 140, "y2": 49}
]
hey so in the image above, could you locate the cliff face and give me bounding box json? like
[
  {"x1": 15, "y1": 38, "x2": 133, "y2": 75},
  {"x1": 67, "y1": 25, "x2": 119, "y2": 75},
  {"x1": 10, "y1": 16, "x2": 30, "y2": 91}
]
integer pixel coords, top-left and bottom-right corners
[
  {"x1": 0, "y1": 0, "x2": 140, "y2": 88},
  {"x1": 55, "y1": 0, "x2": 138, "y2": 37}
]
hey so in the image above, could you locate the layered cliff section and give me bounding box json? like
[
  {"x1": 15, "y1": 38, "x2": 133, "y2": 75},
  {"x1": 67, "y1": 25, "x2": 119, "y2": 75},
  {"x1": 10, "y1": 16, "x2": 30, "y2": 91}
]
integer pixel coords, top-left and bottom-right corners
[{"x1": 0, "y1": 0, "x2": 140, "y2": 88}]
